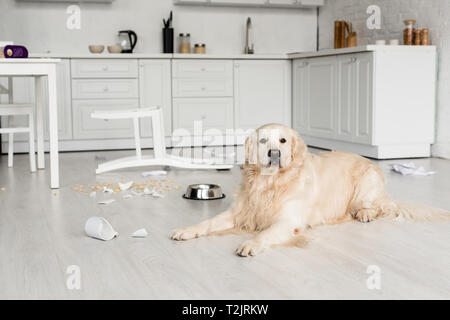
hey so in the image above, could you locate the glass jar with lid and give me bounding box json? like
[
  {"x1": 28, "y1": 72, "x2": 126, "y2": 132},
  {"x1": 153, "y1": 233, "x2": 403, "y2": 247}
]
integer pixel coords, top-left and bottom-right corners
[
  {"x1": 403, "y1": 20, "x2": 416, "y2": 45},
  {"x1": 179, "y1": 33, "x2": 191, "y2": 53}
]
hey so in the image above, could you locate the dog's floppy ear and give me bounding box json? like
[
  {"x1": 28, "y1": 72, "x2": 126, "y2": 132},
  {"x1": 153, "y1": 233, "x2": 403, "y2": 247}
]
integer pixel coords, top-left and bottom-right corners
[
  {"x1": 291, "y1": 129, "x2": 307, "y2": 166},
  {"x1": 245, "y1": 131, "x2": 258, "y2": 166}
]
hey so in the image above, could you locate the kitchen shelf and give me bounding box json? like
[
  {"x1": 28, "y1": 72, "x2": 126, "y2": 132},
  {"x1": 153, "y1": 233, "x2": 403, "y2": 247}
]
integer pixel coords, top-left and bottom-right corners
[{"x1": 173, "y1": 0, "x2": 324, "y2": 9}]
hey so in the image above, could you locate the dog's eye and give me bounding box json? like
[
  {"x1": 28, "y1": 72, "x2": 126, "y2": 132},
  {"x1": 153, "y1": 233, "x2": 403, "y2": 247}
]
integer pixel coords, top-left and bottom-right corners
[
  {"x1": 280, "y1": 138, "x2": 287, "y2": 144},
  {"x1": 259, "y1": 138, "x2": 267, "y2": 144}
]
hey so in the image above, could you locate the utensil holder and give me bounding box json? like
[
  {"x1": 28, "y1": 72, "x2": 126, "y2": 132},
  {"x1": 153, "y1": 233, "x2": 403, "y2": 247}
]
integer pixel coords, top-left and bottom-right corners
[{"x1": 162, "y1": 28, "x2": 174, "y2": 53}]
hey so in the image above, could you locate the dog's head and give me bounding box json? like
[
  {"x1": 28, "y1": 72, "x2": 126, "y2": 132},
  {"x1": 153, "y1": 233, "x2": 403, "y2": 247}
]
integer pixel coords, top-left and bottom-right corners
[{"x1": 245, "y1": 124, "x2": 307, "y2": 171}]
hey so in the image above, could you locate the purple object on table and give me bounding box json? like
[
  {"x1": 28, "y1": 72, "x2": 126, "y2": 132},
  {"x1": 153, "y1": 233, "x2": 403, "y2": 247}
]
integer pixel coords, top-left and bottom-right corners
[{"x1": 4, "y1": 45, "x2": 29, "y2": 58}]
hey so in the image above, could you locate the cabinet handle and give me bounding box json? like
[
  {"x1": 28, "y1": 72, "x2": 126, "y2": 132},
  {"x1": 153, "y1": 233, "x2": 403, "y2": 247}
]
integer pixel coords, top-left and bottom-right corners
[
  {"x1": 201, "y1": 68, "x2": 206, "y2": 72},
  {"x1": 103, "y1": 87, "x2": 109, "y2": 92},
  {"x1": 102, "y1": 66, "x2": 109, "y2": 71},
  {"x1": 201, "y1": 87, "x2": 206, "y2": 91}
]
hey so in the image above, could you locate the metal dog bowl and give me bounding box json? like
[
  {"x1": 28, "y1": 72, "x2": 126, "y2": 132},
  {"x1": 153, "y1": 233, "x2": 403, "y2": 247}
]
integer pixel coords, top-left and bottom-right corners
[{"x1": 183, "y1": 184, "x2": 225, "y2": 200}]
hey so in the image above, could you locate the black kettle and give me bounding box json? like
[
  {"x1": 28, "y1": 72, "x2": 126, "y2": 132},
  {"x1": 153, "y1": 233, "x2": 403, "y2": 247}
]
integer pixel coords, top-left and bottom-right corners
[{"x1": 118, "y1": 30, "x2": 138, "y2": 53}]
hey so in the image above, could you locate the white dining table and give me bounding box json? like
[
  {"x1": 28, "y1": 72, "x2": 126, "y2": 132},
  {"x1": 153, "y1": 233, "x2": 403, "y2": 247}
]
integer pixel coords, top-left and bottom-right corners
[{"x1": 0, "y1": 58, "x2": 61, "y2": 188}]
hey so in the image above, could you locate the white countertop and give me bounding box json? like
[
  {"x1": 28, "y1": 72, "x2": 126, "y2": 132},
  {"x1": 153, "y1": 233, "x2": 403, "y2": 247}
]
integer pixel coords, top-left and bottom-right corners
[
  {"x1": 26, "y1": 46, "x2": 437, "y2": 61},
  {"x1": 30, "y1": 52, "x2": 289, "y2": 60},
  {"x1": 287, "y1": 45, "x2": 437, "y2": 59},
  {"x1": 0, "y1": 58, "x2": 61, "y2": 63}
]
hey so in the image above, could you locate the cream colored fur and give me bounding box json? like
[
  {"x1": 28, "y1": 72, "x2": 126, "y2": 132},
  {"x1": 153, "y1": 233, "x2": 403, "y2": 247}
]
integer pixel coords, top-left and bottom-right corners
[{"x1": 171, "y1": 124, "x2": 450, "y2": 256}]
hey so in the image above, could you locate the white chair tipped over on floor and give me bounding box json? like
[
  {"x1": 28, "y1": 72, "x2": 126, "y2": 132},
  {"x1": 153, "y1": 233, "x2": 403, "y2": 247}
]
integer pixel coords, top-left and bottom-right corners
[
  {"x1": 0, "y1": 79, "x2": 36, "y2": 172},
  {"x1": 91, "y1": 107, "x2": 233, "y2": 174}
]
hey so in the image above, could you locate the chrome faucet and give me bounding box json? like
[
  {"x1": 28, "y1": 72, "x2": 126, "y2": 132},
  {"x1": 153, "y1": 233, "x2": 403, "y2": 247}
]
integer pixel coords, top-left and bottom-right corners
[{"x1": 244, "y1": 17, "x2": 254, "y2": 54}]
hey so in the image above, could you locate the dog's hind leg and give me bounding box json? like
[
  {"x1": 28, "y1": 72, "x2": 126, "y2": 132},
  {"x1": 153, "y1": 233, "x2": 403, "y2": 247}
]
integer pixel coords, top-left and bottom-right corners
[
  {"x1": 350, "y1": 166, "x2": 393, "y2": 223},
  {"x1": 171, "y1": 209, "x2": 235, "y2": 241}
]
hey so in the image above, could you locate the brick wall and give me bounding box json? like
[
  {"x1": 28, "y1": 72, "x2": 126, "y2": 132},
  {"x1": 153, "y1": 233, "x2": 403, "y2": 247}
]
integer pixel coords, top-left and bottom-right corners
[{"x1": 319, "y1": 0, "x2": 450, "y2": 159}]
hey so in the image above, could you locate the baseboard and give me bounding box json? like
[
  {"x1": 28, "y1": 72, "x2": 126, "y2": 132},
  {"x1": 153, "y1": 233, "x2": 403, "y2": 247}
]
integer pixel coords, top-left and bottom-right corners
[{"x1": 302, "y1": 135, "x2": 431, "y2": 159}]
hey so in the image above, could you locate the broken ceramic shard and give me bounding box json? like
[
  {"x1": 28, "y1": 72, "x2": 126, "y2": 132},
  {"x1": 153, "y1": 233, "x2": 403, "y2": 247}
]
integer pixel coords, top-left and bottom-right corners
[
  {"x1": 103, "y1": 186, "x2": 114, "y2": 193},
  {"x1": 98, "y1": 199, "x2": 116, "y2": 205},
  {"x1": 141, "y1": 170, "x2": 168, "y2": 177},
  {"x1": 119, "y1": 181, "x2": 133, "y2": 191},
  {"x1": 152, "y1": 192, "x2": 164, "y2": 198},
  {"x1": 85, "y1": 216, "x2": 118, "y2": 241},
  {"x1": 143, "y1": 187, "x2": 154, "y2": 195},
  {"x1": 131, "y1": 228, "x2": 148, "y2": 238}
]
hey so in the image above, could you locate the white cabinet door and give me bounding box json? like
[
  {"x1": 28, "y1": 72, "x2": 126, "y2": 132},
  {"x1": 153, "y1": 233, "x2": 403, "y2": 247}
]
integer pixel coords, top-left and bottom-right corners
[
  {"x1": 336, "y1": 55, "x2": 356, "y2": 142},
  {"x1": 307, "y1": 56, "x2": 337, "y2": 138},
  {"x1": 234, "y1": 60, "x2": 291, "y2": 132},
  {"x1": 138, "y1": 59, "x2": 172, "y2": 137},
  {"x1": 292, "y1": 59, "x2": 309, "y2": 135},
  {"x1": 72, "y1": 99, "x2": 139, "y2": 139},
  {"x1": 354, "y1": 52, "x2": 373, "y2": 144},
  {"x1": 173, "y1": 97, "x2": 233, "y2": 133}
]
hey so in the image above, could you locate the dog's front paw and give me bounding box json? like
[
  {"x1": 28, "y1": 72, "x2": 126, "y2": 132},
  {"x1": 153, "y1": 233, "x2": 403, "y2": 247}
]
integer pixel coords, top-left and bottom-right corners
[
  {"x1": 171, "y1": 227, "x2": 201, "y2": 241},
  {"x1": 236, "y1": 239, "x2": 264, "y2": 257}
]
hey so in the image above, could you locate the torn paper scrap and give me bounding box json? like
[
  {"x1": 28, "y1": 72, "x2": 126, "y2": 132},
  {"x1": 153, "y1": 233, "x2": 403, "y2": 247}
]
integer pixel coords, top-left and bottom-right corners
[
  {"x1": 119, "y1": 181, "x2": 133, "y2": 191},
  {"x1": 391, "y1": 162, "x2": 436, "y2": 176},
  {"x1": 141, "y1": 170, "x2": 168, "y2": 177},
  {"x1": 98, "y1": 199, "x2": 116, "y2": 205},
  {"x1": 132, "y1": 228, "x2": 148, "y2": 238},
  {"x1": 85, "y1": 216, "x2": 118, "y2": 241}
]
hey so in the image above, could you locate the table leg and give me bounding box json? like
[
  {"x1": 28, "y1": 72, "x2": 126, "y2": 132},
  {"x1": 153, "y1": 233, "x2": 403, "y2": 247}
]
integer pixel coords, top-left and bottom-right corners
[
  {"x1": 35, "y1": 76, "x2": 45, "y2": 169},
  {"x1": 47, "y1": 65, "x2": 59, "y2": 189}
]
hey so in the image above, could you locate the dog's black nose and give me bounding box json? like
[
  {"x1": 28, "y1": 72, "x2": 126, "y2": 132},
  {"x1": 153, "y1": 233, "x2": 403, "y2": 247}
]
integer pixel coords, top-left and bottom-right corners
[{"x1": 268, "y1": 149, "x2": 280, "y2": 158}]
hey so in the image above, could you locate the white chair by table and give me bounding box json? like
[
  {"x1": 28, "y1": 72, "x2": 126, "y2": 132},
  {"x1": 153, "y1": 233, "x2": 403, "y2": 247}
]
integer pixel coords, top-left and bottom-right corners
[
  {"x1": 91, "y1": 106, "x2": 233, "y2": 174},
  {"x1": 0, "y1": 77, "x2": 36, "y2": 172}
]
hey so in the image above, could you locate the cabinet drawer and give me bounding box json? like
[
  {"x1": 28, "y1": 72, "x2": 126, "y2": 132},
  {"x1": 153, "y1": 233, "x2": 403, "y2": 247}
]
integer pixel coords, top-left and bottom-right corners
[
  {"x1": 173, "y1": 98, "x2": 234, "y2": 133},
  {"x1": 172, "y1": 78, "x2": 233, "y2": 97},
  {"x1": 172, "y1": 60, "x2": 232, "y2": 78},
  {"x1": 72, "y1": 79, "x2": 139, "y2": 99},
  {"x1": 72, "y1": 99, "x2": 138, "y2": 139},
  {"x1": 71, "y1": 59, "x2": 138, "y2": 78}
]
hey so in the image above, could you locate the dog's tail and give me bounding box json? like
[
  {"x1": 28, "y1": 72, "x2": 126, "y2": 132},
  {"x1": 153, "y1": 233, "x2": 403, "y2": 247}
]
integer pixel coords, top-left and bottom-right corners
[{"x1": 381, "y1": 200, "x2": 450, "y2": 222}]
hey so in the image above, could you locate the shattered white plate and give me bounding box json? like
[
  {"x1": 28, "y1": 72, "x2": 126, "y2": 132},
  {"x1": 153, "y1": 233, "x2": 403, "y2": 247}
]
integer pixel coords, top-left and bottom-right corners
[
  {"x1": 119, "y1": 181, "x2": 133, "y2": 191},
  {"x1": 143, "y1": 187, "x2": 154, "y2": 195},
  {"x1": 141, "y1": 170, "x2": 167, "y2": 177},
  {"x1": 152, "y1": 192, "x2": 164, "y2": 198},
  {"x1": 131, "y1": 228, "x2": 148, "y2": 238},
  {"x1": 98, "y1": 199, "x2": 116, "y2": 205},
  {"x1": 103, "y1": 186, "x2": 114, "y2": 193},
  {"x1": 391, "y1": 162, "x2": 436, "y2": 176}
]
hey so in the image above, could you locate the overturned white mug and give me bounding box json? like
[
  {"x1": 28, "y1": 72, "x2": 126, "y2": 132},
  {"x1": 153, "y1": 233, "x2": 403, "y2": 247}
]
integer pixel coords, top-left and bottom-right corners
[{"x1": 85, "y1": 216, "x2": 118, "y2": 241}]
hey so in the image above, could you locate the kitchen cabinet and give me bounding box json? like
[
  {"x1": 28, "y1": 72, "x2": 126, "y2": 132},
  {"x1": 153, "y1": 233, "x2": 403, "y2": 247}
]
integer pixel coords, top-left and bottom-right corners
[
  {"x1": 233, "y1": 60, "x2": 291, "y2": 132},
  {"x1": 138, "y1": 59, "x2": 172, "y2": 137},
  {"x1": 292, "y1": 47, "x2": 436, "y2": 159}
]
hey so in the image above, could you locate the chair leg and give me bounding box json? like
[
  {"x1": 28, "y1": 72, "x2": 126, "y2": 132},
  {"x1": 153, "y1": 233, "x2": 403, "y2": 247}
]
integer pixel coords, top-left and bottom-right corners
[
  {"x1": 8, "y1": 133, "x2": 13, "y2": 168},
  {"x1": 28, "y1": 112, "x2": 37, "y2": 172}
]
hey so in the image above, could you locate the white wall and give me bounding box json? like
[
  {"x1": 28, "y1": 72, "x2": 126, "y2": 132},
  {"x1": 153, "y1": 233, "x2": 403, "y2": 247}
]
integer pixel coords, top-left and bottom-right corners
[
  {"x1": 319, "y1": 0, "x2": 450, "y2": 159},
  {"x1": 0, "y1": 0, "x2": 317, "y2": 54}
]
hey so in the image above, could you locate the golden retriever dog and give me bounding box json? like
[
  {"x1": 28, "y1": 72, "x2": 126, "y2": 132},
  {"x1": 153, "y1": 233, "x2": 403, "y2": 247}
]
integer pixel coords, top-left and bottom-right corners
[{"x1": 171, "y1": 123, "x2": 449, "y2": 256}]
